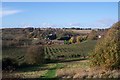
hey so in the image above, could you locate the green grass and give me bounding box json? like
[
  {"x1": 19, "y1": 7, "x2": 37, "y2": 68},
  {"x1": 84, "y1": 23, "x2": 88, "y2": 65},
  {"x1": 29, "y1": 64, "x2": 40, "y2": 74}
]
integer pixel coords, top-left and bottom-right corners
[
  {"x1": 41, "y1": 63, "x2": 63, "y2": 78},
  {"x1": 2, "y1": 47, "x2": 27, "y2": 64},
  {"x1": 43, "y1": 68, "x2": 56, "y2": 78}
]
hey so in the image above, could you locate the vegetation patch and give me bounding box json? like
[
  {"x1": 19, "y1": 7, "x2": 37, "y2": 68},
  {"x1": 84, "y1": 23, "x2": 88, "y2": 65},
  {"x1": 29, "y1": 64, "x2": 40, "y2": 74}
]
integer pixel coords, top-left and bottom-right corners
[
  {"x1": 44, "y1": 40, "x2": 97, "y2": 61},
  {"x1": 90, "y1": 22, "x2": 120, "y2": 69},
  {"x1": 41, "y1": 63, "x2": 63, "y2": 78}
]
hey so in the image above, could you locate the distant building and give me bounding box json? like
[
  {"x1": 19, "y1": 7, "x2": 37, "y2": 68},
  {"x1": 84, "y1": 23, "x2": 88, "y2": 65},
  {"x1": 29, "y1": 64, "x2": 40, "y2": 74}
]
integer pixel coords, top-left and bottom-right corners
[
  {"x1": 33, "y1": 38, "x2": 39, "y2": 40},
  {"x1": 47, "y1": 33, "x2": 57, "y2": 40},
  {"x1": 98, "y1": 35, "x2": 102, "y2": 39}
]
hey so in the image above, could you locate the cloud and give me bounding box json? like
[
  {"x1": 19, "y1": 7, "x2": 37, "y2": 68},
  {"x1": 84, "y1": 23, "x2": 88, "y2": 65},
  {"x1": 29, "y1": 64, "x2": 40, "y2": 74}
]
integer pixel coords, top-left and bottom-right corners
[
  {"x1": 41, "y1": 23, "x2": 58, "y2": 28},
  {"x1": 64, "y1": 23, "x2": 81, "y2": 27},
  {"x1": 88, "y1": 18, "x2": 118, "y2": 28},
  {"x1": 0, "y1": 9, "x2": 23, "y2": 17},
  {"x1": 96, "y1": 18, "x2": 117, "y2": 26},
  {"x1": 69, "y1": 23, "x2": 81, "y2": 26}
]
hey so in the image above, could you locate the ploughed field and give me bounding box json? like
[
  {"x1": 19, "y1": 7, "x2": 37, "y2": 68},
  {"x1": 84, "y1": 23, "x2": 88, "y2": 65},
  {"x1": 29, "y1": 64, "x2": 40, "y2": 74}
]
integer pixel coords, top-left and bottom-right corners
[
  {"x1": 2, "y1": 40, "x2": 97, "y2": 64},
  {"x1": 44, "y1": 40, "x2": 97, "y2": 61}
]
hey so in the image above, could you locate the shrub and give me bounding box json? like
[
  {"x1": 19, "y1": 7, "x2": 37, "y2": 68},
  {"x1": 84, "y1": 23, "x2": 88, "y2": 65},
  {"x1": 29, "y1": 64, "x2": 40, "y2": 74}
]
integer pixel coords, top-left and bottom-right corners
[
  {"x1": 69, "y1": 37, "x2": 76, "y2": 43},
  {"x1": 76, "y1": 36, "x2": 81, "y2": 43},
  {"x1": 90, "y1": 21, "x2": 120, "y2": 69},
  {"x1": 64, "y1": 40, "x2": 70, "y2": 44},
  {"x1": 2, "y1": 57, "x2": 18, "y2": 71},
  {"x1": 25, "y1": 45, "x2": 44, "y2": 65}
]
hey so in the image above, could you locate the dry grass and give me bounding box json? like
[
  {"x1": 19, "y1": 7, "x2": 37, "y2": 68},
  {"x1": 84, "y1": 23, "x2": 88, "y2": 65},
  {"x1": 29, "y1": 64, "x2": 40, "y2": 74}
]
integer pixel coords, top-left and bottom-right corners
[
  {"x1": 66, "y1": 29, "x2": 92, "y2": 34},
  {"x1": 3, "y1": 70, "x2": 47, "y2": 78},
  {"x1": 57, "y1": 60, "x2": 89, "y2": 78},
  {"x1": 56, "y1": 60, "x2": 120, "y2": 78},
  {"x1": 57, "y1": 67, "x2": 120, "y2": 78},
  {"x1": 57, "y1": 68, "x2": 83, "y2": 78}
]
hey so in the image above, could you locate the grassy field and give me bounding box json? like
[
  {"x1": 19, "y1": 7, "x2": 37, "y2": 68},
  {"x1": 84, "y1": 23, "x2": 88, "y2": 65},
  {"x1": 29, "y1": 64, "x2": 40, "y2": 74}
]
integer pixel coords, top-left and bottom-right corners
[
  {"x1": 2, "y1": 40, "x2": 97, "y2": 78},
  {"x1": 2, "y1": 40, "x2": 97, "y2": 64},
  {"x1": 2, "y1": 47, "x2": 27, "y2": 64},
  {"x1": 3, "y1": 60, "x2": 89, "y2": 78},
  {"x1": 56, "y1": 60, "x2": 90, "y2": 78}
]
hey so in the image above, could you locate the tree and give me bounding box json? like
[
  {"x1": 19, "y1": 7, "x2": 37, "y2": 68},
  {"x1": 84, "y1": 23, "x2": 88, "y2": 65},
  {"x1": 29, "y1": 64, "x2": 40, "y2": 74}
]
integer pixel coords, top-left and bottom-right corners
[
  {"x1": 88, "y1": 30, "x2": 98, "y2": 40},
  {"x1": 90, "y1": 21, "x2": 120, "y2": 69},
  {"x1": 69, "y1": 37, "x2": 76, "y2": 43},
  {"x1": 76, "y1": 36, "x2": 81, "y2": 43},
  {"x1": 2, "y1": 57, "x2": 18, "y2": 71},
  {"x1": 25, "y1": 45, "x2": 44, "y2": 65}
]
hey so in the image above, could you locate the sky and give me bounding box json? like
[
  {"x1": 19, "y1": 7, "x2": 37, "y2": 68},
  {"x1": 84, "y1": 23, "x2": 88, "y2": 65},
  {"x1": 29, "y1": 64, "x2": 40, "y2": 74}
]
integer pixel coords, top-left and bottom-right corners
[{"x1": 1, "y1": 2, "x2": 118, "y2": 28}]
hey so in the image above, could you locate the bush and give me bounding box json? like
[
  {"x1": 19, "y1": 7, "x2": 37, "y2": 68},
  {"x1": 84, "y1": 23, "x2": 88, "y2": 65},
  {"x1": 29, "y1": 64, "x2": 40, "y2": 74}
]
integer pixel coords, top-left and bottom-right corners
[
  {"x1": 2, "y1": 57, "x2": 18, "y2": 71},
  {"x1": 25, "y1": 45, "x2": 44, "y2": 65},
  {"x1": 64, "y1": 40, "x2": 70, "y2": 44},
  {"x1": 90, "y1": 22, "x2": 120, "y2": 69},
  {"x1": 76, "y1": 36, "x2": 81, "y2": 43},
  {"x1": 76, "y1": 36, "x2": 86, "y2": 43},
  {"x1": 69, "y1": 37, "x2": 76, "y2": 43}
]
